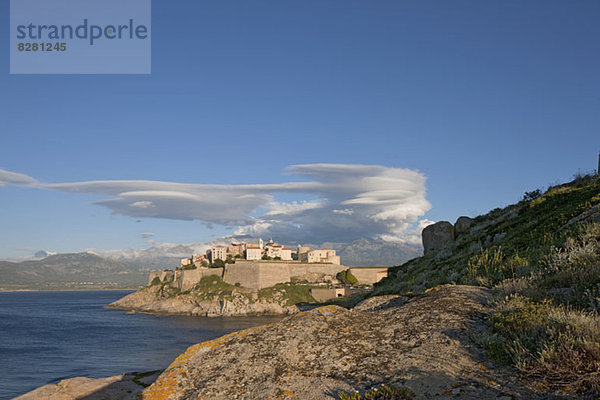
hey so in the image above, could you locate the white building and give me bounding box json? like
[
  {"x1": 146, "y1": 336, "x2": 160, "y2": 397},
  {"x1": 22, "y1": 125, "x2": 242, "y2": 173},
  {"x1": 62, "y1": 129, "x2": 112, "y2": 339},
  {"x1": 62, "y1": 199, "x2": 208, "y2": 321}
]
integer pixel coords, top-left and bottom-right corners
[
  {"x1": 245, "y1": 246, "x2": 261, "y2": 260},
  {"x1": 180, "y1": 257, "x2": 193, "y2": 267},
  {"x1": 265, "y1": 244, "x2": 283, "y2": 258},
  {"x1": 192, "y1": 254, "x2": 208, "y2": 267},
  {"x1": 208, "y1": 246, "x2": 227, "y2": 263},
  {"x1": 299, "y1": 248, "x2": 340, "y2": 264},
  {"x1": 227, "y1": 243, "x2": 245, "y2": 258},
  {"x1": 281, "y1": 247, "x2": 293, "y2": 261}
]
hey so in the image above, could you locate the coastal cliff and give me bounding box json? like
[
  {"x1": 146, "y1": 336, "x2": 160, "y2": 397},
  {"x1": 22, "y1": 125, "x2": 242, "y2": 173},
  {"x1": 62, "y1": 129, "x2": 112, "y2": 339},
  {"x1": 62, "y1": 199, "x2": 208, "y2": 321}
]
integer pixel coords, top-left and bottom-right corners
[
  {"x1": 107, "y1": 275, "x2": 313, "y2": 317},
  {"x1": 107, "y1": 262, "x2": 386, "y2": 317}
]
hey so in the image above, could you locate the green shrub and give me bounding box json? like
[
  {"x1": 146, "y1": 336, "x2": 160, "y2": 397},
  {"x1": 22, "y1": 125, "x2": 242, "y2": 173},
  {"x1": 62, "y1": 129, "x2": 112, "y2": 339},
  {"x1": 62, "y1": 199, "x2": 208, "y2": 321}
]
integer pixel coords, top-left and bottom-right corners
[
  {"x1": 337, "y1": 269, "x2": 358, "y2": 285},
  {"x1": 523, "y1": 189, "x2": 542, "y2": 201},
  {"x1": 150, "y1": 277, "x2": 161, "y2": 286},
  {"x1": 466, "y1": 247, "x2": 512, "y2": 287},
  {"x1": 338, "y1": 384, "x2": 414, "y2": 400},
  {"x1": 258, "y1": 283, "x2": 318, "y2": 306}
]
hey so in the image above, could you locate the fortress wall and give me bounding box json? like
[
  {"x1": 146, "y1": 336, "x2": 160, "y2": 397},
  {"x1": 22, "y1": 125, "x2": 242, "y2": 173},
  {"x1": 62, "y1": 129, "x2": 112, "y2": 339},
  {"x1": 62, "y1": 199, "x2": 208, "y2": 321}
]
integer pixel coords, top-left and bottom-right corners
[
  {"x1": 310, "y1": 288, "x2": 346, "y2": 302},
  {"x1": 349, "y1": 268, "x2": 389, "y2": 285},
  {"x1": 223, "y1": 263, "x2": 262, "y2": 291},
  {"x1": 258, "y1": 263, "x2": 292, "y2": 289},
  {"x1": 223, "y1": 261, "x2": 290, "y2": 290},
  {"x1": 148, "y1": 270, "x2": 175, "y2": 286},
  {"x1": 175, "y1": 268, "x2": 223, "y2": 291},
  {"x1": 148, "y1": 271, "x2": 162, "y2": 285},
  {"x1": 288, "y1": 264, "x2": 347, "y2": 282},
  {"x1": 149, "y1": 263, "x2": 385, "y2": 293}
]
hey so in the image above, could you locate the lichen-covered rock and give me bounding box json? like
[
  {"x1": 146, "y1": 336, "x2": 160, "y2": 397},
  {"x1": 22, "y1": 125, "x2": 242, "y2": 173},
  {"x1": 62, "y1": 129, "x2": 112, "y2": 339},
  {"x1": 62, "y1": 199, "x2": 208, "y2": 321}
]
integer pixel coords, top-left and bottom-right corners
[
  {"x1": 454, "y1": 216, "x2": 474, "y2": 236},
  {"x1": 106, "y1": 285, "x2": 301, "y2": 317},
  {"x1": 137, "y1": 285, "x2": 534, "y2": 400},
  {"x1": 15, "y1": 371, "x2": 161, "y2": 400},
  {"x1": 353, "y1": 294, "x2": 408, "y2": 312},
  {"x1": 22, "y1": 286, "x2": 543, "y2": 400},
  {"x1": 422, "y1": 221, "x2": 454, "y2": 254}
]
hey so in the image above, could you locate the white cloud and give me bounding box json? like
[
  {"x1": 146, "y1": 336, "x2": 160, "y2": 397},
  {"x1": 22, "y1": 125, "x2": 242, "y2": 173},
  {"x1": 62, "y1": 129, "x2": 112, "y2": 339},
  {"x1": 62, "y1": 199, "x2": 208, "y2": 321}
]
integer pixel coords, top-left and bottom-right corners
[
  {"x1": 333, "y1": 208, "x2": 354, "y2": 215},
  {"x1": 132, "y1": 201, "x2": 154, "y2": 209},
  {"x1": 140, "y1": 232, "x2": 155, "y2": 238},
  {"x1": 0, "y1": 164, "x2": 431, "y2": 243},
  {"x1": 0, "y1": 169, "x2": 39, "y2": 187},
  {"x1": 264, "y1": 200, "x2": 325, "y2": 216}
]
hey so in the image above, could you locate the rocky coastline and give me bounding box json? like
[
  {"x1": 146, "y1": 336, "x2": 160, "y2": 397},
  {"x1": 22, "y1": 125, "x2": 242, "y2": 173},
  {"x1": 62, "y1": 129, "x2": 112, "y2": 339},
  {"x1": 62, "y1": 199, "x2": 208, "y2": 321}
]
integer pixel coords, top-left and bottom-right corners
[
  {"x1": 18, "y1": 285, "x2": 545, "y2": 400},
  {"x1": 106, "y1": 282, "x2": 305, "y2": 317}
]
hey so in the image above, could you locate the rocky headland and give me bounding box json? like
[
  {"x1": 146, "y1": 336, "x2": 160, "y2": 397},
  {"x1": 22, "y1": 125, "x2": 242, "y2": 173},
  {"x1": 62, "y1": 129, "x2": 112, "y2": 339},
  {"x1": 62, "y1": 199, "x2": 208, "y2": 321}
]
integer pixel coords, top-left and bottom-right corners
[
  {"x1": 107, "y1": 279, "x2": 303, "y2": 317},
  {"x1": 106, "y1": 262, "x2": 384, "y2": 317}
]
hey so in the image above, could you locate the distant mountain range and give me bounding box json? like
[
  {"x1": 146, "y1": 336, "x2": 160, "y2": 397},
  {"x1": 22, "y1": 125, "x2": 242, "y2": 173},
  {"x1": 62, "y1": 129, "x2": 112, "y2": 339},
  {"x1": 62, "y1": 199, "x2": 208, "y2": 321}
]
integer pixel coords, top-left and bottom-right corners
[
  {"x1": 324, "y1": 238, "x2": 422, "y2": 267},
  {"x1": 0, "y1": 238, "x2": 422, "y2": 290},
  {"x1": 94, "y1": 238, "x2": 423, "y2": 268},
  {"x1": 0, "y1": 253, "x2": 150, "y2": 290}
]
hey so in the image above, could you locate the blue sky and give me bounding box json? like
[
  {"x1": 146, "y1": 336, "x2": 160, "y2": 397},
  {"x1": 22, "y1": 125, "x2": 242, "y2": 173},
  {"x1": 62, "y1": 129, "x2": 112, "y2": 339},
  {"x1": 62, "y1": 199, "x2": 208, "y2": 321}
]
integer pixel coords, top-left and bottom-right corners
[{"x1": 1, "y1": 1, "x2": 599, "y2": 259}]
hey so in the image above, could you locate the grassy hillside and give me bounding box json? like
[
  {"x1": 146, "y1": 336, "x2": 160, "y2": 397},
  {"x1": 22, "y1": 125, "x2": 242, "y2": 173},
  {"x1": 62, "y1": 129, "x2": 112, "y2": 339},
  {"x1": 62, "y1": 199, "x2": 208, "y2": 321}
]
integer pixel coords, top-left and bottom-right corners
[
  {"x1": 374, "y1": 172, "x2": 600, "y2": 395},
  {"x1": 150, "y1": 274, "x2": 320, "y2": 307}
]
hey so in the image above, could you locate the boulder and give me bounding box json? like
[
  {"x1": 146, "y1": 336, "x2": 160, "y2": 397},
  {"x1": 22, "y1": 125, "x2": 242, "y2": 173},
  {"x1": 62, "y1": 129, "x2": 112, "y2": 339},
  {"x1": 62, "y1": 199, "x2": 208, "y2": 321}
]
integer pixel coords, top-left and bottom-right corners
[
  {"x1": 454, "y1": 216, "x2": 474, "y2": 236},
  {"x1": 422, "y1": 221, "x2": 454, "y2": 254}
]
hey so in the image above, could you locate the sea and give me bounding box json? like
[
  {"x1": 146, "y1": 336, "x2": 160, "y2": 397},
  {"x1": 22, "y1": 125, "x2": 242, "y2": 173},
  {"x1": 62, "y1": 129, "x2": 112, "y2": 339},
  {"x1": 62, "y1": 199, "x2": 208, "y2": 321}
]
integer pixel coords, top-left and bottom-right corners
[{"x1": 0, "y1": 290, "x2": 282, "y2": 399}]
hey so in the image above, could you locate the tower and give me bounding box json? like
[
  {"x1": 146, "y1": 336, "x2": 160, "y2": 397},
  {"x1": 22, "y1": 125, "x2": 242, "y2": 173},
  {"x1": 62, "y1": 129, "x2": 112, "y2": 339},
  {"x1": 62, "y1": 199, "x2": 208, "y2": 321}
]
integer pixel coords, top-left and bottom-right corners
[{"x1": 597, "y1": 151, "x2": 600, "y2": 176}]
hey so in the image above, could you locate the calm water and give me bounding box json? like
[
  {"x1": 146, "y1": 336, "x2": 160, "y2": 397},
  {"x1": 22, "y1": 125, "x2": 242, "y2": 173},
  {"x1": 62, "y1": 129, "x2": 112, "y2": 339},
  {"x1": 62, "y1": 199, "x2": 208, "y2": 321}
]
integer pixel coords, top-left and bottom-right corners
[{"x1": 0, "y1": 290, "x2": 282, "y2": 399}]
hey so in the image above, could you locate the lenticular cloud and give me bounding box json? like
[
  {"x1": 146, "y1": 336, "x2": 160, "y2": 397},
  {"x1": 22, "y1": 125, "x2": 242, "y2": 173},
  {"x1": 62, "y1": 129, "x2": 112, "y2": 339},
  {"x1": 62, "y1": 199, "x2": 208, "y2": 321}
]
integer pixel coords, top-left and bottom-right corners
[{"x1": 0, "y1": 164, "x2": 431, "y2": 243}]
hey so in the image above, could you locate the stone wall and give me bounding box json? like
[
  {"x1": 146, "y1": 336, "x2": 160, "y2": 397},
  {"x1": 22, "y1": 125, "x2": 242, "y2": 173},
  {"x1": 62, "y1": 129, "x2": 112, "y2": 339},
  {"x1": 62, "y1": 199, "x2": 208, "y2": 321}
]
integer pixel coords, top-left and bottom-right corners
[
  {"x1": 310, "y1": 287, "x2": 369, "y2": 302},
  {"x1": 222, "y1": 263, "x2": 262, "y2": 290},
  {"x1": 149, "y1": 262, "x2": 385, "y2": 292},
  {"x1": 223, "y1": 261, "x2": 290, "y2": 290},
  {"x1": 310, "y1": 288, "x2": 346, "y2": 302},
  {"x1": 348, "y1": 268, "x2": 388, "y2": 285},
  {"x1": 148, "y1": 270, "x2": 174, "y2": 286},
  {"x1": 258, "y1": 263, "x2": 293, "y2": 289},
  {"x1": 174, "y1": 268, "x2": 223, "y2": 291},
  {"x1": 288, "y1": 263, "x2": 347, "y2": 283}
]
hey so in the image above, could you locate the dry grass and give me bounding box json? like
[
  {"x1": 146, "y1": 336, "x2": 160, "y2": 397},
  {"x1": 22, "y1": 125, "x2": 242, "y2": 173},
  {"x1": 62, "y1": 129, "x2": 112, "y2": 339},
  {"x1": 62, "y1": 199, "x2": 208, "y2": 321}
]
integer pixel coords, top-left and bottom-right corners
[{"x1": 484, "y1": 295, "x2": 600, "y2": 394}]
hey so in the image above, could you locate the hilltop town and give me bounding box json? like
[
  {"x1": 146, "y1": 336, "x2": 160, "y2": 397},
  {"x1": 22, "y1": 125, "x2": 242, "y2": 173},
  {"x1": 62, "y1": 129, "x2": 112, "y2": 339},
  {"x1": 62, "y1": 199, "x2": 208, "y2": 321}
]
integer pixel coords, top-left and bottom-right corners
[
  {"x1": 180, "y1": 238, "x2": 340, "y2": 268},
  {"x1": 108, "y1": 237, "x2": 390, "y2": 317}
]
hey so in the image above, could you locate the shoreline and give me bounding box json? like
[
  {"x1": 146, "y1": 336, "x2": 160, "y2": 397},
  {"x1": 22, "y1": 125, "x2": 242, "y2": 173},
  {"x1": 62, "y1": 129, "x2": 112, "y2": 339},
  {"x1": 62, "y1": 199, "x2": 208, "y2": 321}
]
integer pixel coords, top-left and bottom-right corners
[
  {"x1": 0, "y1": 288, "x2": 139, "y2": 293},
  {"x1": 105, "y1": 303, "x2": 304, "y2": 318}
]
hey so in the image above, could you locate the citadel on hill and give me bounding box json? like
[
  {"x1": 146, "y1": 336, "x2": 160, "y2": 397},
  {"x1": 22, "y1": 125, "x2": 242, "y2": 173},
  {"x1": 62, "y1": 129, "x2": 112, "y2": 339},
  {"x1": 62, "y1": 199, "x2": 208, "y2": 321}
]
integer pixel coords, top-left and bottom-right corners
[
  {"x1": 148, "y1": 238, "x2": 387, "y2": 295},
  {"x1": 179, "y1": 238, "x2": 340, "y2": 269}
]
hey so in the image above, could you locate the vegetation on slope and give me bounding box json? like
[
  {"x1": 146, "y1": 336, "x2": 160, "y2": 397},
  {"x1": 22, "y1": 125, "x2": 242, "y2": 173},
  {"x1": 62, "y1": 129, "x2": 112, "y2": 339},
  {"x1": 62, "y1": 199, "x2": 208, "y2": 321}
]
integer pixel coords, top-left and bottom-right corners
[
  {"x1": 258, "y1": 283, "x2": 319, "y2": 306},
  {"x1": 152, "y1": 275, "x2": 320, "y2": 307},
  {"x1": 373, "y1": 172, "x2": 600, "y2": 395}
]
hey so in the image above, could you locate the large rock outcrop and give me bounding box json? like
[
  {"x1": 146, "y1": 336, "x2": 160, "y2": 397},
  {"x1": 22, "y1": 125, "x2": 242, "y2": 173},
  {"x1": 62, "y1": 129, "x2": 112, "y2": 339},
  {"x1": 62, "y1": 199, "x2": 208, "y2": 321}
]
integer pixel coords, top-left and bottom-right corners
[
  {"x1": 19, "y1": 285, "x2": 544, "y2": 400},
  {"x1": 138, "y1": 285, "x2": 533, "y2": 400},
  {"x1": 454, "y1": 216, "x2": 474, "y2": 236},
  {"x1": 422, "y1": 221, "x2": 454, "y2": 254}
]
